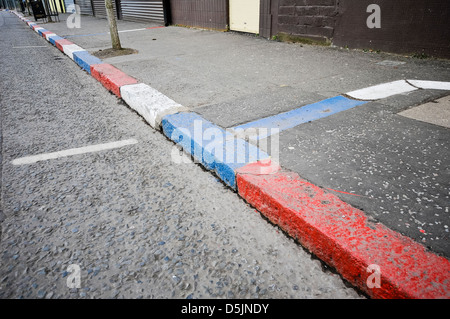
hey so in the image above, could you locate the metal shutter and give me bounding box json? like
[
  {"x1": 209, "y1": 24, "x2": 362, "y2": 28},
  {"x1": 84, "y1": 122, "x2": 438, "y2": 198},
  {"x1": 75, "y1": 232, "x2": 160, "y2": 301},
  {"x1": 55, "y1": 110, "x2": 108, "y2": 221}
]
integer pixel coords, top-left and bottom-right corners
[
  {"x1": 92, "y1": 0, "x2": 118, "y2": 19},
  {"x1": 120, "y1": 0, "x2": 164, "y2": 24},
  {"x1": 74, "y1": 0, "x2": 93, "y2": 15},
  {"x1": 64, "y1": 0, "x2": 75, "y2": 11}
]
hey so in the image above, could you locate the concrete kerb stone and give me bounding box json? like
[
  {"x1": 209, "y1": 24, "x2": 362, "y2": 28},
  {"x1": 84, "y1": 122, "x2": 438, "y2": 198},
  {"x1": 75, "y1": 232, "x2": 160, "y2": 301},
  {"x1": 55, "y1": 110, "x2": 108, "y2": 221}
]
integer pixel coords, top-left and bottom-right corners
[
  {"x1": 236, "y1": 162, "x2": 450, "y2": 299},
  {"x1": 44, "y1": 33, "x2": 57, "y2": 41},
  {"x1": 90, "y1": 63, "x2": 139, "y2": 98},
  {"x1": 120, "y1": 83, "x2": 189, "y2": 130},
  {"x1": 73, "y1": 51, "x2": 103, "y2": 74},
  {"x1": 37, "y1": 28, "x2": 48, "y2": 36},
  {"x1": 63, "y1": 44, "x2": 87, "y2": 60},
  {"x1": 161, "y1": 112, "x2": 270, "y2": 189},
  {"x1": 48, "y1": 35, "x2": 64, "y2": 46},
  {"x1": 41, "y1": 31, "x2": 54, "y2": 39},
  {"x1": 55, "y1": 39, "x2": 74, "y2": 52}
]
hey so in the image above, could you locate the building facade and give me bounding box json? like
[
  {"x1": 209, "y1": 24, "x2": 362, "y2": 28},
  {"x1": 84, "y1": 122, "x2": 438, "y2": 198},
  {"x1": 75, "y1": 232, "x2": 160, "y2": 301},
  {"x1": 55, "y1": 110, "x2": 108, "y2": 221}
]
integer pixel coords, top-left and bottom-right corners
[
  {"x1": 11, "y1": 0, "x2": 447, "y2": 58},
  {"x1": 167, "y1": 0, "x2": 450, "y2": 59}
]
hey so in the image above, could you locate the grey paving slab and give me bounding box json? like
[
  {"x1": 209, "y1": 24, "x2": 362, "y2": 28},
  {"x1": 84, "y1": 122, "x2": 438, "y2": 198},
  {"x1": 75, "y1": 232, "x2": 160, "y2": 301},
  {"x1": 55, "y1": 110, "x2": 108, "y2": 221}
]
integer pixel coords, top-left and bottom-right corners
[
  {"x1": 195, "y1": 86, "x2": 326, "y2": 128},
  {"x1": 36, "y1": 14, "x2": 450, "y2": 115},
  {"x1": 399, "y1": 95, "x2": 450, "y2": 128}
]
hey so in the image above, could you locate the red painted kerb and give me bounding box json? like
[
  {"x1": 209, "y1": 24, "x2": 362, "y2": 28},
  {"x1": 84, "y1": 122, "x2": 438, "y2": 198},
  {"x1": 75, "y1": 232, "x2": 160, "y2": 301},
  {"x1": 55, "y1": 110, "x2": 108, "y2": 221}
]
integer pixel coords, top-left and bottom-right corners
[
  {"x1": 41, "y1": 31, "x2": 53, "y2": 39},
  {"x1": 55, "y1": 39, "x2": 74, "y2": 52},
  {"x1": 236, "y1": 161, "x2": 450, "y2": 299},
  {"x1": 90, "y1": 63, "x2": 138, "y2": 98}
]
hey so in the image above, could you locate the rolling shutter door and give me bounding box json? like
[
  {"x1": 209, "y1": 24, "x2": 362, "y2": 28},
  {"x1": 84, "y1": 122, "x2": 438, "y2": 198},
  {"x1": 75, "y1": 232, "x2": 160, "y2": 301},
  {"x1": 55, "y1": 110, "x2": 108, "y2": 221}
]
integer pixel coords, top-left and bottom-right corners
[
  {"x1": 120, "y1": 0, "x2": 165, "y2": 23},
  {"x1": 75, "y1": 0, "x2": 94, "y2": 15},
  {"x1": 92, "y1": 0, "x2": 118, "y2": 19}
]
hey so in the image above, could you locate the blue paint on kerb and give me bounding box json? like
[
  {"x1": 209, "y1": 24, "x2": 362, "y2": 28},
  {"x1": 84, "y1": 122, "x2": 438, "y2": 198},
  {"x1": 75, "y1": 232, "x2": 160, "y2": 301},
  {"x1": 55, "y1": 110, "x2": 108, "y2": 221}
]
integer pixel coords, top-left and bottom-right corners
[
  {"x1": 161, "y1": 112, "x2": 269, "y2": 189},
  {"x1": 232, "y1": 96, "x2": 368, "y2": 139},
  {"x1": 38, "y1": 29, "x2": 48, "y2": 36},
  {"x1": 48, "y1": 35, "x2": 64, "y2": 45},
  {"x1": 73, "y1": 51, "x2": 103, "y2": 74}
]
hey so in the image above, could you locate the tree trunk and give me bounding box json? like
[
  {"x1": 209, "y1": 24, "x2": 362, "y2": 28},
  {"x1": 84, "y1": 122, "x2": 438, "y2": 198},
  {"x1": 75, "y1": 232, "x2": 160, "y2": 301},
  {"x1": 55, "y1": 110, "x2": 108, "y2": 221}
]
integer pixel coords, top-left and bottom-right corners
[{"x1": 105, "y1": 0, "x2": 121, "y2": 50}]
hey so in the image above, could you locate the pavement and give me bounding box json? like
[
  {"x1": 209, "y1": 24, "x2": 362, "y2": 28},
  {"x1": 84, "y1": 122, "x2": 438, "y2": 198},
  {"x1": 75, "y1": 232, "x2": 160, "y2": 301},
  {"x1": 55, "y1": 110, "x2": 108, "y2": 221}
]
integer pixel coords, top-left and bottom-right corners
[{"x1": 3, "y1": 11, "x2": 450, "y2": 298}]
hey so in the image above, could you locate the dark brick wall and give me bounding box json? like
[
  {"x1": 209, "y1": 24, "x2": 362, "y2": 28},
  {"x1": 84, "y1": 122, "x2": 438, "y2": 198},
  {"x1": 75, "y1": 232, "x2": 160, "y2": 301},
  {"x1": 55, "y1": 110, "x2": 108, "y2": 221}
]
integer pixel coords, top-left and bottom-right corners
[
  {"x1": 333, "y1": 0, "x2": 450, "y2": 59},
  {"x1": 276, "y1": 0, "x2": 338, "y2": 42},
  {"x1": 272, "y1": 0, "x2": 449, "y2": 58}
]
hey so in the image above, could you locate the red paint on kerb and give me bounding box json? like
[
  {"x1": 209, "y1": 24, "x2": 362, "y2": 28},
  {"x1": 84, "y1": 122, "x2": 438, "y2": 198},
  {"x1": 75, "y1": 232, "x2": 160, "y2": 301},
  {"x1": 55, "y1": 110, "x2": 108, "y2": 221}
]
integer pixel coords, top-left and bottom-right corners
[
  {"x1": 90, "y1": 63, "x2": 138, "y2": 98},
  {"x1": 236, "y1": 161, "x2": 450, "y2": 299},
  {"x1": 41, "y1": 31, "x2": 53, "y2": 38},
  {"x1": 55, "y1": 39, "x2": 74, "y2": 52}
]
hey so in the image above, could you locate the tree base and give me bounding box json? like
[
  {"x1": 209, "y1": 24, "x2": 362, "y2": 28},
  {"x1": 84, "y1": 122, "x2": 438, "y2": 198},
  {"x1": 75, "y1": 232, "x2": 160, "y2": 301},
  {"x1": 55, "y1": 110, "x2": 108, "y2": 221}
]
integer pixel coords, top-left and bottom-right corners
[{"x1": 92, "y1": 48, "x2": 138, "y2": 59}]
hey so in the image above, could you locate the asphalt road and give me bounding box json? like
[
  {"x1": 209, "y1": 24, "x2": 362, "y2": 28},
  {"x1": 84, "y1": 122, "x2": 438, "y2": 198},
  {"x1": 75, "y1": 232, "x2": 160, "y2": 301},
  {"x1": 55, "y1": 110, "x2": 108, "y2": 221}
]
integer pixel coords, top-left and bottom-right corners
[{"x1": 0, "y1": 12, "x2": 362, "y2": 299}]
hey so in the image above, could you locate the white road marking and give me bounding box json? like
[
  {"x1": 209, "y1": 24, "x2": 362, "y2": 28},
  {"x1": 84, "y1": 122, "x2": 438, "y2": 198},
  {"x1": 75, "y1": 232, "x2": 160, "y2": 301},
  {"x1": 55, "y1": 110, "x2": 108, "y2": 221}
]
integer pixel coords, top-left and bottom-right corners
[
  {"x1": 346, "y1": 80, "x2": 417, "y2": 100},
  {"x1": 13, "y1": 46, "x2": 47, "y2": 48},
  {"x1": 407, "y1": 80, "x2": 450, "y2": 90},
  {"x1": 118, "y1": 28, "x2": 147, "y2": 33},
  {"x1": 11, "y1": 139, "x2": 138, "y2": 165}
]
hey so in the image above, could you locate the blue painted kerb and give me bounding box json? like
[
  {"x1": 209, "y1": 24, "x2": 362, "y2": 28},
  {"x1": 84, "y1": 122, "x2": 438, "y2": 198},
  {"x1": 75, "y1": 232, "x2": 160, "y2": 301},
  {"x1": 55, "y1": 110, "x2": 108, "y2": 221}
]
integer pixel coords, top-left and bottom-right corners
[
  {"x1": 161, "y1": 112, "x2": 269, "y2": 189},
  {"x1": 73, "y1": 51, "x2": 103, "y2": 74},
  {"x1": 38, "y1": 29, "x2": 48, "y2": 36},
  {"x1": 48, "y1": 35, "x2": 64, "y2": 46}
]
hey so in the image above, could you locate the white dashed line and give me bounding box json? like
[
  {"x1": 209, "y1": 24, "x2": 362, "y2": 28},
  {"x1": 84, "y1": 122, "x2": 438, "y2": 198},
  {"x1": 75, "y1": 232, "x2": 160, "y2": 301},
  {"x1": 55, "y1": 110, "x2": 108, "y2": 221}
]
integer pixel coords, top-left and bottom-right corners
[{"x1": 11, "y1": 139, "x2": 138, "y2": 165}]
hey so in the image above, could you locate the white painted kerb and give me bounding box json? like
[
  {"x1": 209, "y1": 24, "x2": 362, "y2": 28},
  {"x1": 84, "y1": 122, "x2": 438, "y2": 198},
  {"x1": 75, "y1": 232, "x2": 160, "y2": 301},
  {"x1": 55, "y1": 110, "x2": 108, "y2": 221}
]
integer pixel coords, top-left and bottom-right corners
[
  {"x1": 63, "y1": 44, "x2": 86, "y2": 60},
  {"x1": 120, "y1": 83, "x2": 189, "y2": 129},
  {"x1": 44, "y1": 33, "x2": 57, "y2": 41}
]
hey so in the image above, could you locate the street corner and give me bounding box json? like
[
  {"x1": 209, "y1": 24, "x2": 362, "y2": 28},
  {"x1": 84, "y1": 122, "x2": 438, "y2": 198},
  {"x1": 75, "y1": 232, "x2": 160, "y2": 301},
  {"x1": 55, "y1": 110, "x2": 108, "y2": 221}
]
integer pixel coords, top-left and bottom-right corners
[{"x1": 2, "y1": 2, "x2": 450, "y2": 302}]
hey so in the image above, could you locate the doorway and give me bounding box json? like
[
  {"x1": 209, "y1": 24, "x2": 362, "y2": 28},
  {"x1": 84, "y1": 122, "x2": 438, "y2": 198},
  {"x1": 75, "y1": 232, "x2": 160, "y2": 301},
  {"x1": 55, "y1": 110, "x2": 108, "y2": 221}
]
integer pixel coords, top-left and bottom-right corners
[{"x1": 229, "y1": 0, "x2": 260, "y2": 34}]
